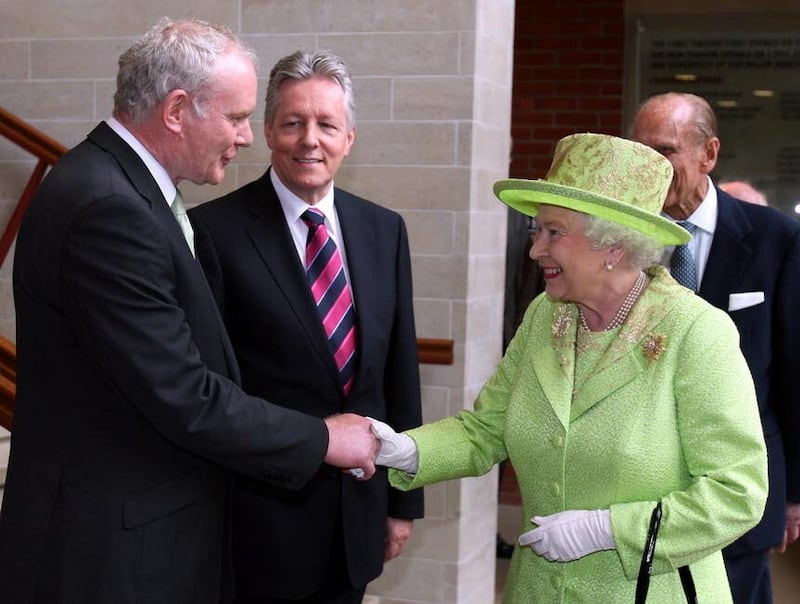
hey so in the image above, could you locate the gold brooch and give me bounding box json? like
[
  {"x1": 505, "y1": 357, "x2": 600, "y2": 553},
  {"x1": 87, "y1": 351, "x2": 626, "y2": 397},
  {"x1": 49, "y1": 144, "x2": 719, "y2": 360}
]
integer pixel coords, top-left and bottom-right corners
[{"x1": 642, "y1": 333, "x2": 666, "y2": 361}]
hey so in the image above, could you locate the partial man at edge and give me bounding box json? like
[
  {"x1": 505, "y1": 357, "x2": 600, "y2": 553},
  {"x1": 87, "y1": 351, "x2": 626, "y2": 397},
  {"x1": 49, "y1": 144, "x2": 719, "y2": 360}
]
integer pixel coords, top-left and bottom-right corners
[
  {"x1": 632, "y1": 91, "x2": 800, "y2": 604},
  {"x1": 0, "y1": 19, "x2": 377, "y2": 604}
]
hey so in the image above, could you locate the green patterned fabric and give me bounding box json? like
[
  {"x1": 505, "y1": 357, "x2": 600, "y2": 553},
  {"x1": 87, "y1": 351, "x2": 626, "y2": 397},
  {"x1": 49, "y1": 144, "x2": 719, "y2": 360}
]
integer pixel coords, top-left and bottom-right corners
[
  {"x1": 391, "y1": 266, "x2": 767, "y2": 603},
  {"x1": 494, "y1": 133, "x2": 691, "y2": 245}
]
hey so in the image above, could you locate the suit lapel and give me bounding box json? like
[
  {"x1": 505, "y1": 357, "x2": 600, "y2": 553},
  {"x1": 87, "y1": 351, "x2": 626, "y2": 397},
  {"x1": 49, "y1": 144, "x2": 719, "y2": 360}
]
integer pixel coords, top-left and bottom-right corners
[
  {"x1": 333, "y1": 190, "x2": 375, "y2": 381},
  {"x1": 570, "y1": 277, "x2": 672, "y2": 419},
  {"x1": 530, "y1": 304, "x2": 576, "y2": 430},
  {"x1": 88, "y1": 121, "x2": 241, "y2": 382},
  {"x1": 699, "y1": 189, "x2": 754, "y2": 311},
  {"x1": 89, "y1": 122, "x2": 197, "y2": 262},
  {"x1": 570, "y1": 345, "x2": 646, "y2": 420},
  {"x1": 88, "y1": 122, "x2": 164, "y2": 208},
  {"x1": 243, "y1": 176, "x2": 342, "y2": 388},
  {"x1": 547, "y1": 268, "x2": 683, "y2": 421},
  {"x1": 539, "y1": 301, "x2": 648, "y2": 424},
  {"x1": 531, "y1": 303, "x2": 655, "y2": 427}
]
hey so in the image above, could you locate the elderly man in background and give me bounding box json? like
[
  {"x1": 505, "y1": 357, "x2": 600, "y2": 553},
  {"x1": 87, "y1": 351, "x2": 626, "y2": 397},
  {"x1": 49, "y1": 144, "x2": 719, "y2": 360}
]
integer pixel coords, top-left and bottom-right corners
[
  {"x1": 719, "y1": 180, "x2": 769, "y2": 206},
  {"x1": 632, "y1": 91, "x2": 800, "y2": 604}
]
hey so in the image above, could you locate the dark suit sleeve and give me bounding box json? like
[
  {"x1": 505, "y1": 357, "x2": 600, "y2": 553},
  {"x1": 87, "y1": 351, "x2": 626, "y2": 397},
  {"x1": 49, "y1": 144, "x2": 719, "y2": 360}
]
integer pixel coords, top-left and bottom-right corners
[
  {"x1": 61, "y1": 194, "x2": 327, "y2": 488},
  {"x1": 383, "y1": 217, "x2": 425, "y2": 519},
  {"x1": 773, "y1": 226, "x2": 800, "y2": 502}
]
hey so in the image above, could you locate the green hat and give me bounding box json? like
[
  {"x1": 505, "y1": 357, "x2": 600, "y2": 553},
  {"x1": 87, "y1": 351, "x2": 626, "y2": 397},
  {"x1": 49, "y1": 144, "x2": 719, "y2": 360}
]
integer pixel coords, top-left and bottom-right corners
[{"x1": 494, "y1": 133, "x2": 690, "y2": 245}]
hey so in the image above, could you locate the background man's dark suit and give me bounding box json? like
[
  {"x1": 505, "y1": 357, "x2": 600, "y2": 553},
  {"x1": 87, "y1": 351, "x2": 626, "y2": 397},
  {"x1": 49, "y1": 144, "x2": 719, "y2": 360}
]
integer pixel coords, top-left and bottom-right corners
[
  {"x1": 699, "y1": 187, "x2": 800, "y2": 578},
  {"x1": 190, "y1": 170, "x2": 424, "y2": 599},
  {"x1": 0, "y1": 124, "x2": 329, "y2": 604}
]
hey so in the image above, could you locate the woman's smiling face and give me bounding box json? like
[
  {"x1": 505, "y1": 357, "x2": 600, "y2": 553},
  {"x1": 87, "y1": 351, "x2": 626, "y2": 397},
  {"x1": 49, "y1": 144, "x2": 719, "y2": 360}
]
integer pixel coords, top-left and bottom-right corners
[{"x1": 529, "y1": 205, "x2": 608, "y2": 304}]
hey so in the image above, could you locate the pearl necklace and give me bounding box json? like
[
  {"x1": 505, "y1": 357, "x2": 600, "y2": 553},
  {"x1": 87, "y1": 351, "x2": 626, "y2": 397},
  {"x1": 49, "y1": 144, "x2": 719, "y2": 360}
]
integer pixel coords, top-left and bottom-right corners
[{"x1": 578, "y1": 271, "x2": 647, "y2": 332}]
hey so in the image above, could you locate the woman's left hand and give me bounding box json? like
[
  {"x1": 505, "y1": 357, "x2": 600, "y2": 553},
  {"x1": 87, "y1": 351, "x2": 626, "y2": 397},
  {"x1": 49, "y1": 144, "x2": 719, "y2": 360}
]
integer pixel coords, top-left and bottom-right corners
[{"x1": 518, "y1": 509, "x2": 615, "y2": 561}]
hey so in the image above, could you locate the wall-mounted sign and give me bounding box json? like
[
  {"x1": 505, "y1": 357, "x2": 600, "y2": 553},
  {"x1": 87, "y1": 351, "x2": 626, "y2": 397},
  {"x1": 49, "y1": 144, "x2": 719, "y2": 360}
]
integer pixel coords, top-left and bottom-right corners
[{"x1": 633, "y1": 27, "x2": 800, "y2": 216}]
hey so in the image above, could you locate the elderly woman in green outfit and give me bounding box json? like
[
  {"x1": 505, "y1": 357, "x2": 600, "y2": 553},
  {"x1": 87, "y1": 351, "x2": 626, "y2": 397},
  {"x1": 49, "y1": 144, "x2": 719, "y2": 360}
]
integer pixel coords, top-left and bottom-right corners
[{"x1": 373, "y1": 133, "x2": 767, "y2": 603}]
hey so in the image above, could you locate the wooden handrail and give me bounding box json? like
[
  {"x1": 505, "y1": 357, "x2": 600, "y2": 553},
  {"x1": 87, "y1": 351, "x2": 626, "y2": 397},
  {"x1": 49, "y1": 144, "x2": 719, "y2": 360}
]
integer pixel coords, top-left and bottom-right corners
[
  {"x1": 0, "y1": 106, "x2": 455, "y2": 434},
  {"x1": 0, "y1": 335, "x2": 16, "y2": 431},
  {"x1": 0, "y1": 106, "x2": 63, "y2": 430},
  {"x1": 0, "y1": 106, "x2": 68, "y2": 266},
  {"x1": 416, "y1": 338, "x2": 454, "y2": 365},
  {"x1": 0, "y1": 106, "x2": 67, "y2": 166}
]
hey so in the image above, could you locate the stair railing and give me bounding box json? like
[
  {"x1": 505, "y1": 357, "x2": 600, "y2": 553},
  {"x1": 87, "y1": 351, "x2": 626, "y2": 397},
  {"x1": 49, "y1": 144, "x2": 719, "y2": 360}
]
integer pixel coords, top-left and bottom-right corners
[{"x1": 0, "y1": 106, "x2": 68, "y2": 267}]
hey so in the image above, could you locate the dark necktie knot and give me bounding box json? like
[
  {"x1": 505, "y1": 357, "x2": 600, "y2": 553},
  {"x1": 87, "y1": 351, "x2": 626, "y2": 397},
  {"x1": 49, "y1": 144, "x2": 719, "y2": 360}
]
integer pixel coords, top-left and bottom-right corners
[{"x1": 301, "y1": 208, "x2": 326, "y2": 230}]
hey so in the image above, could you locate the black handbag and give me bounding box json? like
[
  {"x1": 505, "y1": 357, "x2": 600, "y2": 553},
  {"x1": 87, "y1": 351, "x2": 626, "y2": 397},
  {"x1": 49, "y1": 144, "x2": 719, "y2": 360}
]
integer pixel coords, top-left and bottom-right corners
[{"x1": 635, "y1": 502, "x2": 698, "y2": 603}]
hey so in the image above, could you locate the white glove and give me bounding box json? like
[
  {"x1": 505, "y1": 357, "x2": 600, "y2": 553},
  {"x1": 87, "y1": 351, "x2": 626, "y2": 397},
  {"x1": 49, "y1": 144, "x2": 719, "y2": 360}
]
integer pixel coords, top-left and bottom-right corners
[
  {"x1": 370, "y1": 419, "x2": 419, "y2": 474},
  {"x1": 518, "y1": 509, "x2": 615, "y2": 562}
]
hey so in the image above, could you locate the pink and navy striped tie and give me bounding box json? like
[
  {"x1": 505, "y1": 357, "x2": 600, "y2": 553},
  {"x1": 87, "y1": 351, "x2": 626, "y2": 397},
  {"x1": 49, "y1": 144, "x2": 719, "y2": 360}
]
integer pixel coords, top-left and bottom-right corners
[{"x1": 301, "y1": 208, "x2": 357, "y2": 395}]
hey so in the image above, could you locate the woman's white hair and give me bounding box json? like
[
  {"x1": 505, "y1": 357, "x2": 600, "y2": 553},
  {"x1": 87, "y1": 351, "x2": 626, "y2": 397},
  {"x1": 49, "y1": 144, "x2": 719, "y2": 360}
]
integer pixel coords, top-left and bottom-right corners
[{"x1": 583, "y1": 214, "x2": 664, "y2": 270}]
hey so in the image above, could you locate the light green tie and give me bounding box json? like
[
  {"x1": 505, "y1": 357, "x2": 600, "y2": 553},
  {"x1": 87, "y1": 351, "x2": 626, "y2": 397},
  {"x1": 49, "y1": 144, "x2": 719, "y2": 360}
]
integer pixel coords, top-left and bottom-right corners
[{"x1": 171, "y1": 190, "x2": 195, "y2": 257}]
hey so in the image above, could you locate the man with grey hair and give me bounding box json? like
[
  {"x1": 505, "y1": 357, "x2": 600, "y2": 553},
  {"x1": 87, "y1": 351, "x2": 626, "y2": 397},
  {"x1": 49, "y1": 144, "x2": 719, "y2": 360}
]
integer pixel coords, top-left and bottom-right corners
[
  {"x1": 190, "y1": 49, "x2": 424, "y2": 603},
  {"x1": 0, "y1": 20, "x2": 378, "y2": 604},
  {"x1": 632, "y1": 91, "x2": 800, "y2": 604}
]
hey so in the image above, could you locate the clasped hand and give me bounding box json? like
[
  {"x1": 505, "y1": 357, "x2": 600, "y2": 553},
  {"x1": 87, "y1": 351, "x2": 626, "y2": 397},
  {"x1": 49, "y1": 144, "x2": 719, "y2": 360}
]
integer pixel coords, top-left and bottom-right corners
[
  {"x1": 370, "y1": 419, "x2": 419, "y2": 473},
  {"x1": 323, "y1": 413, "x2": 379, "y2": 480},
  {"x1": 518, "y1": 509, "x2": 615, "y2": 561},
  {"x1": 339, "y1": 417, "x2": 419, "y2": 479}
]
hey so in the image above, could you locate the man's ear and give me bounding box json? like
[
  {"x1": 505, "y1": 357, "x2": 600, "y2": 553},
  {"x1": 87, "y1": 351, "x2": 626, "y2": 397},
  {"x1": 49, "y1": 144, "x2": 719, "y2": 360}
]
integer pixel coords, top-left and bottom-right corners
[
  {"x1": 264, "y1": 121, "x2": 274, "y2": 150},
  {"x1": 162, "y1": 89, "x2": 190, "y2": 136},
  {"x1": 342, "y1": 125, "x2": 356, "y2": 157},
  {"x1": 701, "y1": 136, "x2": 720, "y2": 175}
]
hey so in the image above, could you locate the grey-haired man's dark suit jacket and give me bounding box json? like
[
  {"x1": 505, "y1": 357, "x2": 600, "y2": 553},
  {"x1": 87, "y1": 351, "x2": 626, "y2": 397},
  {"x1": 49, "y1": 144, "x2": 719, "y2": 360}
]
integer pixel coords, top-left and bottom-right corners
[
  {"x1": 0, "y1": 123, "x2": 328, "y2": 604},
  {"x1": 699, "y1": 187, "x2": 800, "y2": 559}
]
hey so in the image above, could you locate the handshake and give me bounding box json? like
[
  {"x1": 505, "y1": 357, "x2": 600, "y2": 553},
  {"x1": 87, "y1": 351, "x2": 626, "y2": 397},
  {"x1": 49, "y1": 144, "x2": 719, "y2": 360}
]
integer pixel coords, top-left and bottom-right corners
[{"x1": 323, "y1": 414, "x2": 418, "y2": 480}]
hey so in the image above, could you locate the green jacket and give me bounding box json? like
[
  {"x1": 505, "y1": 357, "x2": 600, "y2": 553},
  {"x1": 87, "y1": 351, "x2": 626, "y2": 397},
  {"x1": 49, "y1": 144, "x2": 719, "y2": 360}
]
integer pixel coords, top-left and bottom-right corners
[{"x1": 392, "y1": 266, "x2": 767, "y2": 603}]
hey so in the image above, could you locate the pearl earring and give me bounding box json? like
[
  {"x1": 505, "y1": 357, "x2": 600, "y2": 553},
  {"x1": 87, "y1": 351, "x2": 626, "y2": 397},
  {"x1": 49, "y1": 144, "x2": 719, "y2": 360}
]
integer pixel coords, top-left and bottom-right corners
[{"x1": 605, "y1": 263, "x2": 614, "y2": 271}]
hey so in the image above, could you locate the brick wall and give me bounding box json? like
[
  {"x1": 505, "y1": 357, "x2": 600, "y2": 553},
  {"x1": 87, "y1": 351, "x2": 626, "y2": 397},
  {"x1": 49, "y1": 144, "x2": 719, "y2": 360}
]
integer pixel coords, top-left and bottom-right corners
[
  {"x1": 499, "y1": 0, "x2": 626, "y2": 506},
  {"x1": 509, "y1": 0, "x2": 626, "y2": 179}
]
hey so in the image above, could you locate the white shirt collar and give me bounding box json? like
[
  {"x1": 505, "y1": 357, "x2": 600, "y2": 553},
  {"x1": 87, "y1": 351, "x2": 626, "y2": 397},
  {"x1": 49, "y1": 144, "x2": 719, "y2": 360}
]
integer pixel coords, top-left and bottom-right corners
[
  {"x1": 105, "y1": 116, "x2": 176, "y2": 206},
  {"x1": 662, "y1": 175, "x2": 717, "y2": 287},
  {"x1": 269, "y1": 168, "x2": 353, "y2": 286},
  {"x1": 269, "y1": 168, "x2": 337, "y2": 229},
  {"x1": 684, "y1": 176, "x2": 718, "y2": 235}
]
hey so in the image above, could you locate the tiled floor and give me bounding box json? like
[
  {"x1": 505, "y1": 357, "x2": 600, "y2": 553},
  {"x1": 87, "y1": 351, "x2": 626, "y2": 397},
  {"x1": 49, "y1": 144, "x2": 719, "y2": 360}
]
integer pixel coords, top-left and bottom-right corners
[{"x1": 496, "y1": 503, "x2": 800, "y2": 603}]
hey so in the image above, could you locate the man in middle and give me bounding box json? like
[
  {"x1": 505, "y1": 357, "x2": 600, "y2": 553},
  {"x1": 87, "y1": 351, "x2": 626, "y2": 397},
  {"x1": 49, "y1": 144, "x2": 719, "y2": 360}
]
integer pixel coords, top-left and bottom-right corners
[{"x1": 189, "y1": 49, "x2": 424, "y2": 604}]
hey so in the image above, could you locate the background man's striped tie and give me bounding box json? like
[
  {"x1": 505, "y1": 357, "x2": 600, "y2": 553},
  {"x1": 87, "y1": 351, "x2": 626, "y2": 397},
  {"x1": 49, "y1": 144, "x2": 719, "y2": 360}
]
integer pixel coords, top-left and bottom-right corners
[
  {"x1": 301, "y1": 208, "x2": 357, "y2": 395},
  {"x1": 669, "y1": 221, "x2": 697, "y2": 291}
]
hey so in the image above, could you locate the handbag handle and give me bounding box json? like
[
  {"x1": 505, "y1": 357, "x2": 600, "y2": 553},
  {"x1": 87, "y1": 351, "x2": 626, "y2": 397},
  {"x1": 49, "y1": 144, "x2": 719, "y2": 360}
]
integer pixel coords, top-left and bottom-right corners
[{"x1": 634, "y1": 502, "x2": 697, "y2": 604}]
